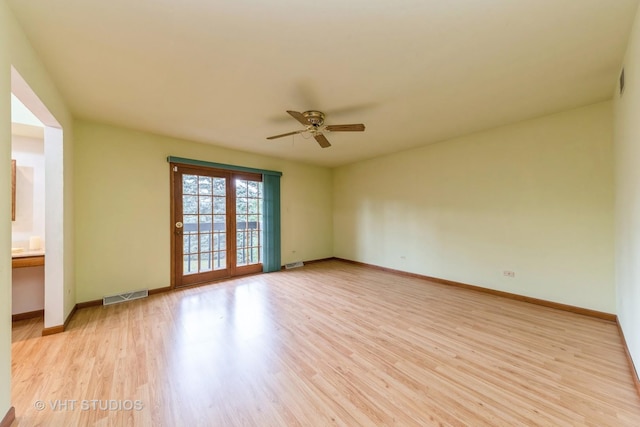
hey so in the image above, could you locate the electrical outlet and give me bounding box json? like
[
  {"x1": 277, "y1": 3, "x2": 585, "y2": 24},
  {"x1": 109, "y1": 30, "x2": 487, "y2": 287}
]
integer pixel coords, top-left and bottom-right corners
[{"x1": 503, "y1": 271, "x2": 515, "y2": 278}]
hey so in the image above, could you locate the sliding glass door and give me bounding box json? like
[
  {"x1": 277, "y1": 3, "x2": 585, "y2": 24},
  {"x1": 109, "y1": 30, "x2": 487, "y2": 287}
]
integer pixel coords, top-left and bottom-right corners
[{"x1": 171, "y1": 164, "x2": 263, "y2": 287}]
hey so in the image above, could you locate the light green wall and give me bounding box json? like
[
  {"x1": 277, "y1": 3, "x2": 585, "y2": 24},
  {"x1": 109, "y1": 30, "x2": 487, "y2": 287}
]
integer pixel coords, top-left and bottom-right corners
[
  {"x1": 334, "y1": 101, "x2": 614, "y2": 313},
  {"x1": 0, "y1": 2, "x2": 12, "y2": 417},
  {"x1": 1, "y1": 0, "x2": 74, "y2": 418},
  {"x1": 74, "y1": 120, "x2": 333, "y2": 302},
  {"x1": 614, "y1": 3, "x2": 640, "y2": 380}
]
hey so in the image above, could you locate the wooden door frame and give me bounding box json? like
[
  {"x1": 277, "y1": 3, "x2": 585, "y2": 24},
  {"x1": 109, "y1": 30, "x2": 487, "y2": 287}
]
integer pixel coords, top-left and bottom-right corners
[{"x1": 170, "y1": 163, "x2": 263, "y2": 288}]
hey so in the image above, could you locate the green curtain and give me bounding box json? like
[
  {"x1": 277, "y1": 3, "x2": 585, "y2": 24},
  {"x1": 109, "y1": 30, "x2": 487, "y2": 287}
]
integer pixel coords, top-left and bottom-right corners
[{"x1": 262, "y1": 173, "x2": 281, "y2": 272}]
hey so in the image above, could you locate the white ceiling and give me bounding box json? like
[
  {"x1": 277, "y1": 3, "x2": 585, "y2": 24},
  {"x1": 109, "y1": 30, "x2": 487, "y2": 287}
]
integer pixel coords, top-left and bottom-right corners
[{"x1": 7, "y1": 0, "x2": 639, "y2": 167}]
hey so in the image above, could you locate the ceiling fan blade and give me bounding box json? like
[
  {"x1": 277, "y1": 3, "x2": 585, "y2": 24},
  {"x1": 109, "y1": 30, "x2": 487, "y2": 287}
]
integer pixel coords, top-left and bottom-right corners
[
  {"x1": 287, "y1": 110, "x2": 310, "y2": 126},
  {"x1": 325, "y1": 124, "x2": 365, "y2": 132},
  {"x1": 266, "y1": 129, "x2": 305, "y2": 140},
  {"x1": 314, "y1": 133, "x2": 331, "y2": 148}
]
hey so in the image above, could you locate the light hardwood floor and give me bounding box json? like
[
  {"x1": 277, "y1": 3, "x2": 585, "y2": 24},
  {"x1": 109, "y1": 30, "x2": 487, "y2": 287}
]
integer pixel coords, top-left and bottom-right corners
[{"x1": 11, "y1": 260, "x2": 640, "y2": 426}]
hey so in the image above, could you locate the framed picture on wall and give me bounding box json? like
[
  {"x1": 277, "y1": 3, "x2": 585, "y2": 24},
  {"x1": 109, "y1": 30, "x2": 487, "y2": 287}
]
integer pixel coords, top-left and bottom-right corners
[{"x1": 11, "y1": 159, "x2": 16, "y2": 221}]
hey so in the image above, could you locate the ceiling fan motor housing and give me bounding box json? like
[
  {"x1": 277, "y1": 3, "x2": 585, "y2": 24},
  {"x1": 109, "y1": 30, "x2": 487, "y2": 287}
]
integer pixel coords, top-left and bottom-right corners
[{"x1": 303, "y1": 110, "x2": 325, "y2": 127}]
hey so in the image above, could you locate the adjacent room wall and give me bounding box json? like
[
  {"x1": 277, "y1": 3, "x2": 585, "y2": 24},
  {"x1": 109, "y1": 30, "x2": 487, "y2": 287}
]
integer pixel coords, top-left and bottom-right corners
[
  {"x1": 73, "y1": 120, "x2": 333, "y2": 302},
  {"x1": 11, "y1": 132, "x2": 45, "y2": 316},
  {"x1": 334, "y1": 101, "x2": 614, "y2": 313},
  {"x1": 614, "y1": 3, "x2": 640, "y2": 379},
  {"x1": 11, "y1": 133, "x2": 45, "y2": 249}
]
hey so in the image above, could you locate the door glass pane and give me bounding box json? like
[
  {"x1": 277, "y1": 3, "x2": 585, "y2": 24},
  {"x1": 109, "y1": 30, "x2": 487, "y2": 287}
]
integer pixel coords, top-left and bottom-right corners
[
  {"x1": 251, "y1": 229, "x2": 260, "y2": 246},
  {"x1": 200, "y1": 233, "x2": 211, "y2": 251},
  {"x1": 214, "y1": 197, "x2": 225, "y2": 214},
  {"x1": 236, "y1": 231, "x2": 245, "y2": 248},
  {"x1": 200, "y1": 252, "x2": 213, "y2": 271},
  {"x1": 213, "y1": 178, "x2": 226, "y2": 196},
  {"x1": 248, "y1": 181, "x2": 259, "y2": 198},
  {"x1": 236, "y1": 180, "x2": 247, "y2": 197},
  {"x1": 199, "y1": 215, "x2": 212, "y2": 230},
  {"x1": 199, "y1": 176, "x2": 212, "y2": 194},
  {"x1": 199, "y1": 196, "x2": 212, "y2": 214},
  {"x1": 213, "y1": 232, "x2": 226, "y2": 251},
  {"x1": 183, "y1": 175, "x2": 198, "y2": 194},
  {"x1": 214, "y1": 250, "x2": 226, "y2": 270},
  {"x1": 183, "y1": 254, "x2": 198, "y2": 275},
  {"x1": 183, "y1": 234, "x2": 197, "y2": 254},
  {"x1": 236, "y1": 197, "x2": 247, "y2": 214},
  {"x1": 183, "y1": 195, "x2": 197, "y2": 214}
]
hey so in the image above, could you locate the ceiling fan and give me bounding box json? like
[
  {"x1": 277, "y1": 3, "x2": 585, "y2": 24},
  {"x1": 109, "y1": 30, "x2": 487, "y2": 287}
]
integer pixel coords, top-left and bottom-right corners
[{"x1": 267, "y1": 110, "x2": 365, "y2": 148}]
